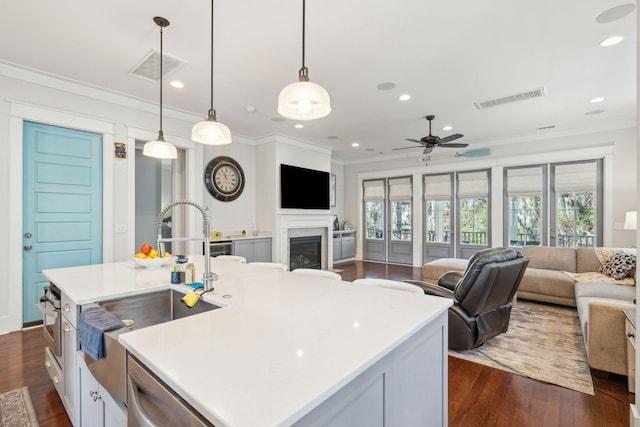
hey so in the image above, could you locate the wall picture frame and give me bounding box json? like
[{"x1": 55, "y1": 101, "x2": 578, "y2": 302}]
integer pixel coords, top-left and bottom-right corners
[{"x1": 330, "y1": 174, "x2": 336, "y2": 207}]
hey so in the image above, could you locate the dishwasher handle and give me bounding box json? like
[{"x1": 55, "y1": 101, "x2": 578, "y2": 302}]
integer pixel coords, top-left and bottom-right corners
[{"x1": 128, "y1": 373, "x2": 159, "y2": 427}]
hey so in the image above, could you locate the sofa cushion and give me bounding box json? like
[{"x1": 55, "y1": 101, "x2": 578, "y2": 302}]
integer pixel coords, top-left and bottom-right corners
[
  {"x1": 574, "y1": 281, "x2": 636, "y2": 301},
  {"x1": 599, "y1": 251, "x2": 636, "y2": 281},
  {"x1": 576, "y1": 249, "x2": 601, "y2": 273},
  {"x1": 421, "y1": 258, "x2": 468, "y2": 283},
  {"x1": 517, "y1": 267, "x2": 576, "y2": 300},
  {"x1": 522, "y1": 246, "x2": 576, "y2": 272}
]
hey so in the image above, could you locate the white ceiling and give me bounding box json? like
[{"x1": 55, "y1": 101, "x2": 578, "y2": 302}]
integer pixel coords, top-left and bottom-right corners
[{"x1": 1, "y1": 0, "x2": 637, "y2": 162}]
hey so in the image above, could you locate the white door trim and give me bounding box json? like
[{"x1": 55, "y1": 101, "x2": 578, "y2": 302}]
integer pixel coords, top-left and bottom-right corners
[{"x1": 6, "y1": 100, "x2": 115, "y2": 333}]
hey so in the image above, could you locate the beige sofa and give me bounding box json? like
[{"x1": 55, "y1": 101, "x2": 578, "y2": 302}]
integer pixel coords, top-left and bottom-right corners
[{"x1": 422, "y1": 246, "x2": 636, "y2": 376}]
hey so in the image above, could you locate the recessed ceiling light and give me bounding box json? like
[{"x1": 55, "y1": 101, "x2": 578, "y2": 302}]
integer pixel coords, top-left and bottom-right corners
[
  {"x1": 170, "y1": 80, "x2": 184, "y2": 88},
  {"x1": 442, "y1": 125, "x2": 453, "y2": 131},
  {"x1": 294, "y1": 124, "x2": 304, "y2": 129},
  {"x1": 351, "y1": 142, "x2": 360, "y2": 147},
  {"x1": 245, "y1": 106, "x2": 257, "y2": 113},
  {"x1": 596, "y1": 4, "x2": 636, "y2": 24},
  {"x1": 600, "y1": 36, "x2": 624, "y2": 47},
  {"x1": 585, "y1": 109, "x2": 605, "y2": 115},
  {"x1": 376, "y1": 82, "x2": 396, "y2": 91},
  {"x1": 589, "y1": 97, "x2": 605, "y2": 103},
  {"x1": 398, "y1": 94, "x2": 411, "y2": 101}
]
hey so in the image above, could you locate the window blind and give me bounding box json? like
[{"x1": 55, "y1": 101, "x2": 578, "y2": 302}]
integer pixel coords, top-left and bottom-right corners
[
  {"x1": 554, "y1": 162, "x2": 597, "y2": 193},
  {"x1": 458, "y1": 170, "x2": 489, "y2": 198},
  {"x1": 506, "y1": 167, "x2": 543, "y2": 196},
  {"x1": 363, "y1": 179, "x2": 385, "y2": 201},
  {"x1": 388, "y1": 177, "x2": 412, "y2": 201},
  {"x1": 424, "y1": 174, "x2": 451, "y2": 200}
]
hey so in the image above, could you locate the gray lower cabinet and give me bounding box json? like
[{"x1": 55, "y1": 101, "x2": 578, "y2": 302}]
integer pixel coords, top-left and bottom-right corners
[
  {"x1": 333, "y1": 231, "x2": 356, "y2": 262},
  {"x1": 233, "y1": 238, "x2": 272, "y2": 263}
]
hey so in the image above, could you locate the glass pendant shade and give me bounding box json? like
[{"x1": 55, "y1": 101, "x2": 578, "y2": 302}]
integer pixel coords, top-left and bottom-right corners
[
  {"x1": 278, "y1": 80, "x2": 331, "y2": 120},
  {"x1": 191, "y1": 110, "x2": 232, "y2": 145},
  {"x1": 143, "y1": 132, "x2": 178, "y2": 159}
]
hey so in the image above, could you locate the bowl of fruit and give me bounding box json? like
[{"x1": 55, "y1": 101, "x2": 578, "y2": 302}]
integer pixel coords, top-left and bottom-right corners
[{"x1": 133, "y1": 244, "x2": 175, "y2": 268}]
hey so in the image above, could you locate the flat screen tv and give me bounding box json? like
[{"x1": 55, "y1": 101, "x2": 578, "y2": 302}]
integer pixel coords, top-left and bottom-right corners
[{"x1": 280, "y1": 164, "x2": 330, "y2": 209}]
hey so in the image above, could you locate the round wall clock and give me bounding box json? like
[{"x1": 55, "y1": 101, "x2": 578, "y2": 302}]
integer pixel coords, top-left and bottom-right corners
[{"x1": 204, "y1": 156, "x2": 245, "y2": 202}]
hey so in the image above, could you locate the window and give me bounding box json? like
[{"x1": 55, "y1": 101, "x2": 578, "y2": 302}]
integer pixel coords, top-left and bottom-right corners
[
  {"x1": 458, "y1": 170, "x2": 489, "y2": 246},
  {"x1": 389, "y1": 177, "x2": 412, "y2": 241},
  {"x1": 505, "y1": 166, "x2": 545, "y2": 246},
  {"x1": 424, "y1": 174, "x2": 452, "y2": 243},
  {"x1": 364, "y1": 180, "x2": 385, "y2": 239},
  {"x1": 552, "y1": 161, "x2": 601, "y2": 248}
]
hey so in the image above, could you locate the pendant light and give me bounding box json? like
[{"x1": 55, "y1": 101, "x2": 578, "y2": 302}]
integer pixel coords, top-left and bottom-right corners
[
  {"x1": 191, "y1": 0, "x2": 232, "y2": 145},
  {"x1": 277, "y1": 0, "x2": 331, "y2": 120},
  {"x1": 143, "y1": 16, "x2": 178, "y2": 159}
]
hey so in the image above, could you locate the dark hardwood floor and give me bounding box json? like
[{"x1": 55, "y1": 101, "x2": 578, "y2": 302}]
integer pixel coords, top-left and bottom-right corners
[{"x1": 3, "y1": 260, "x2": 632, "y2": 426}]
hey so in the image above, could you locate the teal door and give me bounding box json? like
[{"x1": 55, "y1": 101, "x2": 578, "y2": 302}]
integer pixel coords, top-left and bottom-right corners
[{"x1": 23, "y1": 122, "x2": 103, "y2": 324}]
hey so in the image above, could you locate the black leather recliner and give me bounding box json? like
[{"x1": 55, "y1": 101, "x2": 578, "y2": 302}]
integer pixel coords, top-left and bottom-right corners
[{"x1": 407, "y1": 247, "x2": 529, "y2": 350}]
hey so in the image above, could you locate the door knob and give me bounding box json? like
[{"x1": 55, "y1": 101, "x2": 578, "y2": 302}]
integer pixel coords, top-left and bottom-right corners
[
  {"x1": 24, "y1": 232, "x2": 32, "y2": 238},
  {"x1": 24, "y1": 244, "x2": 32, "y2": 251}
]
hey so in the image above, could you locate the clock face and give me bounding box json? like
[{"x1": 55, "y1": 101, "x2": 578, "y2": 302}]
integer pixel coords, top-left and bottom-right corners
[{"x1": 204, "y1": 156, "x2": 245, "y2": 202}]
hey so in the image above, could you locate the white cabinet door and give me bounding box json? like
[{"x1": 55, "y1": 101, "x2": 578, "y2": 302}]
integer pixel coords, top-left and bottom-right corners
[{"x1": 78, "y1": 355, "x2": 104, "y2": 426}]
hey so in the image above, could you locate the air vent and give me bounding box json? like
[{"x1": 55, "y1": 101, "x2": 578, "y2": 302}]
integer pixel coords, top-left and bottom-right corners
[
  {"x1": 474, "y1": 87, "x2": 546, "y2": 110},
  {"x1": 129, "y1": 49, "x2": 187, "y2": 82}
]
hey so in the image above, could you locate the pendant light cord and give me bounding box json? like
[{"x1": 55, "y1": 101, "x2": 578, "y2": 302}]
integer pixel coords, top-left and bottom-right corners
[
  {"x1": 298, "y1": 0, "x2": 309, "y2": 82},
  {"x1": 210, "y1": 0, "x2": 215, "y2": 114},
  {"x1": 159, "y1": 24, "x2": 164, "y2": 140}
]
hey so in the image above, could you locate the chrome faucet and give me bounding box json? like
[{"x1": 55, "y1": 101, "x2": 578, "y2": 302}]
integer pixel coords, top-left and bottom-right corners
[{"x1": 156, "y1": 200, "x2": 217, "y2": 291}]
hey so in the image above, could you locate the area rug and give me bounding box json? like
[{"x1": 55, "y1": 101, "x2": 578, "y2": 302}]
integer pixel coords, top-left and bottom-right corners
[
  {"x1": 0, "y1": 386, "x2": 39, "y2": 427},
  {"x1": 449, "y1": 300, "x2": 595, "y2": 395}
]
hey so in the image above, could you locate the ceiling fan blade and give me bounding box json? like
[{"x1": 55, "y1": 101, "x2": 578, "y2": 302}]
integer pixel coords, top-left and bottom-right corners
[
  {"x1": 438, "y1": 143, "x2": 469, "y2": 148},
  {"x1": 405, "y1": 138, "x2": 424, "y2": 144},
  {"x1": 437, "y1": 134, "x2": 464, "y2": 144},
  {"x1": 393, "y1": 146, "x2": 422, "y2": 151}
]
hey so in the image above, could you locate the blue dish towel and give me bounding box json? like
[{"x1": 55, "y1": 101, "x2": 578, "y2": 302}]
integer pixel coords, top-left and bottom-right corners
[{"x1": 79, "y1": 306, "x2": 125, "y2": 361}]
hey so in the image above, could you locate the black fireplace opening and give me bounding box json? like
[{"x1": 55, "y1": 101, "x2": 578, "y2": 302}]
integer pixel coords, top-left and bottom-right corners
[{"x1": 290, "y1": 235, "x2": 322, "y2": 271}]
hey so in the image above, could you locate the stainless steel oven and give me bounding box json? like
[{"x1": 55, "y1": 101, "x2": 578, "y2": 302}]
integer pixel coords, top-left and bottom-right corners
[
  {"x1": 209, "y1": 240, "x2": 232, "y2": 257},
  {"x1": 39, "y1": 283, "x2": 62, "y2": 362}
]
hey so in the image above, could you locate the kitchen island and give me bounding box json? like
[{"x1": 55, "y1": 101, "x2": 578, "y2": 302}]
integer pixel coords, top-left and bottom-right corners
[{"x1": 43, "y1": 256, "x2": 451, "y2": 427}]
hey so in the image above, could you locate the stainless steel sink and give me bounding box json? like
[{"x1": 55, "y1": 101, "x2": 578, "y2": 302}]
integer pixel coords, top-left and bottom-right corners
[{"x1": 83, "y1": 289, "x2": 219, "y2": 404}]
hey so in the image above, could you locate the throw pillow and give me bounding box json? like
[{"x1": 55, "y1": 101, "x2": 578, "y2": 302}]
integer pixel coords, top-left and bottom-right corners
[{"x1": 599, "y1": 251, "x2": 636, "y2": 280}]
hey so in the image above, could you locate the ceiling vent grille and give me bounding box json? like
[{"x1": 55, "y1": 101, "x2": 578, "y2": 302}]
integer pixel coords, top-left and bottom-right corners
[
  {"x1": 129, "y1": 49, "x2": 187, "y2": 82},
  {"x1": 474, "y1": 87, "x2": 546, "y2": 110}
]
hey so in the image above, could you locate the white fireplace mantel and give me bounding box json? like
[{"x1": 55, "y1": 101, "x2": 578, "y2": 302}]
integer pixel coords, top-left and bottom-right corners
[{"x1": 275, "y1": 213, "x2": 335, "y2": 270}]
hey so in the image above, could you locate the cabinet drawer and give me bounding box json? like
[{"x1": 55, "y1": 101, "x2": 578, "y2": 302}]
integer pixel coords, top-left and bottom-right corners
[
  {"x1": 626, "y1": 319, "x2": 636, "y2": 350},
  {"x1": 45, "y1": 347, "x2": 64, "y2": 397},
  {"x1": 61, "y1": 293, "x2": 78, "y2": 328}
]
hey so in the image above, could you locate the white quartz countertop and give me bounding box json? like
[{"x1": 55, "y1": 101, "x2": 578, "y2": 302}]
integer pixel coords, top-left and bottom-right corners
[{"x1": 43, "y1": 257, "x2": 451, "y2": 427}]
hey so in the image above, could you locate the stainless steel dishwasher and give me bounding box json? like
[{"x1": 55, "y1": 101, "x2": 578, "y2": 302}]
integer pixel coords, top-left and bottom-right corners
[{"x1": 127, "y1": 355, "x2": 214, "y2": 427}]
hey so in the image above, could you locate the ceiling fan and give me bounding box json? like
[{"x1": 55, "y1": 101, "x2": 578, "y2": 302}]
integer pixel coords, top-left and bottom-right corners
[{"x1": 394, "y1": 115, "x2": 468, "y2": 154}]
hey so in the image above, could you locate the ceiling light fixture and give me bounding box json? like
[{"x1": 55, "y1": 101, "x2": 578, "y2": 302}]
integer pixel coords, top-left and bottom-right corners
[
  {"x1": 442, "y1": 125, "x2": 453, "y2": 131},
  {"x1": 170, "y1": 80, "x2": 184, "y2": 88},
  {"x1": 351, "y1": 142, "x2": 360, "y2": 147},
  {"x1": 191, "y1": 0, "x2": 232, "y2": 145},
  {"x1": 143, "y1": 17, "x2": 178, "y2": 160},
  {"x1": 294, "y1": 124, "x2": 304, "y2": 129},
  {"x1": 589, "y1": 97, "x2": 604, "y2": 103},
  {"x1": 277, "y1": 0, "x2": 331, "y2": 120},
  {"x1": 600, "y1": 36, "x2": 624, "y2": 47},
  {"x1": 398, "y1": 94, "x2": 411, "y2": 101}
]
